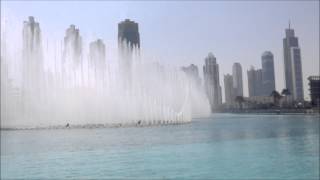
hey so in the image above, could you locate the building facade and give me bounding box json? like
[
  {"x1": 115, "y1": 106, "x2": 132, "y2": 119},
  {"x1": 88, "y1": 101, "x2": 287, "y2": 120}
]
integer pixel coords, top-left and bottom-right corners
[
  {"x1": 244, "y1": 96, "x2": 274, "y2": 105},
  {"x1": 224, "y1": 74, "x2": 235, "y2": 106},
  {"x1": 283, "y1": 24, "x2": 304, "y2": 101},
  {"x1": 203, "y1": 53, "x2": 222, "y2": 111},
  {"x1": 22, "y1": 16, "x2": 44, "y2": 94},
  {"x1": 308, "y1": 76, "x2": 320, "y2": 107},
  {"x1": 118, "y1": 19, "x2": 140, "y2": 49},
  {"x1": 89, "y1": 39, "x2": 106, "y2": 80},
  {"x1": 63, "y1": 24, "x2": 82, "y2": 67},
  {"x1": 232, "y1": 62, "x2": 243, "y2": 96},
  {"x1": 181, "y1": 64, "x2": 201, "y2": 87},
  {"x1": 247, "y1": 66, "x2": 263, "y2": 97},
  {"x1": 261, "y1": 51, "x2": 276, "y2": 96},
  {"x1": 118, "y1": 19, "x2": 140, "y2": 84}
]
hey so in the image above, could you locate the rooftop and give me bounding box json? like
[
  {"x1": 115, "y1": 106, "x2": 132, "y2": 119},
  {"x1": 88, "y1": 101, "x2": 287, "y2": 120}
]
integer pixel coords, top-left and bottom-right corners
[
  {"x1": 262, "y1": 51, "x2": 273, "y2": 57},
  {"x1": 308, "y1": 76, "x2": 320, "y2": 81}
]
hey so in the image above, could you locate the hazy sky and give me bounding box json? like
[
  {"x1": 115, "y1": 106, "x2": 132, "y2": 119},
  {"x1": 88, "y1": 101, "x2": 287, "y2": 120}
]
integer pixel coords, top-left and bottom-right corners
[{"x1": 2, "y1": 1, "x2": 319, "y2": 100}]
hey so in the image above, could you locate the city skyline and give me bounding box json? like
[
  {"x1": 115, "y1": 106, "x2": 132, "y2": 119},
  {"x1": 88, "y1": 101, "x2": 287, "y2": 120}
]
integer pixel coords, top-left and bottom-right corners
[
  {"x1": 1, "y1": 1, "x2": 319, "y2": 100},
  {"x1": 8, "y1": 16, "x2": 311, "y2": 109},
  {"x1": 1, "y1": 3, "x2": 319, "y2": 179}
]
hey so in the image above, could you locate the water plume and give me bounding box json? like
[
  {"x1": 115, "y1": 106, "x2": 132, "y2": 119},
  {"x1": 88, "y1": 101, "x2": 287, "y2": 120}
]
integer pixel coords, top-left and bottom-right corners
[{"x1": 1, "y1": 16, "x2": 210, "y2": 129}]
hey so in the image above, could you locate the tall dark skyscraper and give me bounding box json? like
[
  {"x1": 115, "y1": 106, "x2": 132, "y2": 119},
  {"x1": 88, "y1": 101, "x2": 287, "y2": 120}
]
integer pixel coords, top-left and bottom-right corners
[
  {"x1": 117, "y1": 19, "x2": 140, "y2": 85},
  {"x1": 261, "y1": 51, "x2": 275, "y2": 95},
  {"x1": 118, "y1": 19, "x2": 140, "y2": 49},
  {"x1": 308, "y1": 76, "x2": 320, "y2": 107},
  {"x1": 203, "y1": 53, "x2": 222, "y2": 111},
  {"x1": 283, "y1": 23, "x2": 304, "y2": 101},
  {"x1": 232, "y1": 62, "x2": 243, "y2": 96},
  {"x1": 247, "y1": 66, "x2": 263, "y2": 97}
]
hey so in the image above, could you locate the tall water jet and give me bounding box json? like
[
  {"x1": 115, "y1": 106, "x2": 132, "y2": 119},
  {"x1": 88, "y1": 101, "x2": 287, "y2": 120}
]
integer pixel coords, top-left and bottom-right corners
[
  {"x1": 63, "y1": 24, "x2": 83, "y2": 87},
  {"x1": 89, "y1": 39, "x2": 106, "y2": 85},
  {"x1": 21, "y1": 16, "x2": 46, "y2": 125},
  {"x1": 118, "y1": 19, "x2": 140, "y2": 88},
  {"x1": 203, "y1": 53, "x2": 222, "y2": 112},
  {"x1": 0, "y1": 16, "x2": 211, "y2": 129}
]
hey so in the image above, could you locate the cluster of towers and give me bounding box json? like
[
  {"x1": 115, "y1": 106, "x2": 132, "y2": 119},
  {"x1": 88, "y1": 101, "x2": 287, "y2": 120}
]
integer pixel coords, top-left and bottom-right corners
[
  {"x1": 246, "y1": 51, "x2": 276, "y2": 98},
  {"x1": 224, "y1": 63, "x2": 244, "y2": 106},
  {"x1": 184, "y1": 23, "x2": 305, "y2": 111},
  {"x1": 227, "y1": 24, "x2": 303, "y2": 110}
]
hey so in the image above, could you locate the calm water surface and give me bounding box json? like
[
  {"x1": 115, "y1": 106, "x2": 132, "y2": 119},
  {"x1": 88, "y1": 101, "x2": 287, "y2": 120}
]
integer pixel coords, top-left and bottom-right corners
[{"x1": 1, "y1": 114, "x2": 319, "y2": 179}]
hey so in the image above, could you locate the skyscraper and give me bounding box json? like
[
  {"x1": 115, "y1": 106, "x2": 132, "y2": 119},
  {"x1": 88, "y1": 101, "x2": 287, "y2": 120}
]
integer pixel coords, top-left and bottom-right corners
[
  {"x1": 118, "y1": 19, "x2": 140, "y2": 49},
  {"x1": 63, "y1": 25, "x2": 82, "y2": 67},
  {"x1": 224, "y1": 74, "x2": 235, "y2": 106},
  {"x1": 203, "y1": 53, "x2": 222, "y2": 111},
  {"x1": 232, "y1": 62, "x2": 243, "y2": 96},
  {"x1": 22, "y1": 16, "x2": 43, "y2": 93},
  {"x1": 308, "y1": 76, "x2": 320, "y2": 107},
  {"x1": 247, "y1": 66, "x2": 263, "y2": 97},
  {"x1": 23, "y1": 16, "x2": 42, "y2": 56},
  {"x1": 283, "y1": 23, "x2": 304, "y2": 101},
  {"x1": 261, "y1": 51, "x2": 275, "y2": 95},
  {"x1": 181, "y1": 64, "x2": 201, "y2": 87},
  {"x1": 118, "y1": 19, "x2": 140, "y2": 84},
  {"x1": 89, "y1": 39, "x2": 106, "y2": 80}
]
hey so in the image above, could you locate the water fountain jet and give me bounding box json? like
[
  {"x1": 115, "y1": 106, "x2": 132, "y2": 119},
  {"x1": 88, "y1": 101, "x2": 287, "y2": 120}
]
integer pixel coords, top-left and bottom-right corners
[{"x1": 0, "y1": 16, "x2": 211, "y2": 129}]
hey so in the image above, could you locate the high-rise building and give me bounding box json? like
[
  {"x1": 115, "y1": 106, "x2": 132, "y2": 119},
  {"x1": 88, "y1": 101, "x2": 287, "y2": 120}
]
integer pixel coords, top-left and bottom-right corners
[
  {"x1": 283, "y1": 23, "x2": 304, "y2": 101},
  {"x1": 203, "y1": 53, "x2": 222, "y2": 111},
  {"x1": 118, "y1": 19, "x2": 140, "y2": 84},
  {"x1": 22, "y1": 16, "x2": 43, "y2": 93},
  {"x1": 218, "y1": 85, "x2": 222, "y2": 106},
  {"x1": 181, "y1": 64, "x2": 201, "y2": 87},
  {"x1": 118, "y1": 19, "x2": 140, "y2": 49},
  {"x1": 261, "y1": 51, "x2": 276, "y2": 95},
  {"x1": 232, "y1": 62, "x2": 243, "y2": 96},
  {"x1": 308, "y1": 76, "x2": 320, "y2": 107},
  {"x1": 23, "y1": 16, "x2": 42, "y2": 56},
  {"x1": 89, "y1": 39, "x2": 106, "y2": 79},
  {"x1": 224, "y1": 74, "x2": 235, "y2": 106},
  {"x1": 247, "y1": 66, "x2": 263, "y2": 97},
  {"x1": 63, "y1": 25, "x2": 82, "y2": 67}
]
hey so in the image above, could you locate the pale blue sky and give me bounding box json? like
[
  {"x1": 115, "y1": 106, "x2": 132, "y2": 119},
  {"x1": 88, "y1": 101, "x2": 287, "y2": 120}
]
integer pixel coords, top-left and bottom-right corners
[{"x1": 1, "y1": 1, "x2": 319, "y2": 99}]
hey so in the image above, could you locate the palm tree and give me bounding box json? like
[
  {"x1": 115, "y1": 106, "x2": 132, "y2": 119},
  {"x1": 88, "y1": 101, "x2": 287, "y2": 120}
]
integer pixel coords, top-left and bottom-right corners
[
  {"x1": 281, "y1": 89, "x2": 291, "y2": 107},
  {"x1": 270, "y1": 90, "x2": 282, "y2": 107},
  {"x1": 281, "y1": 88, "x2": 291, "y2": 96},
  {"x1": 235, "y1": 96, "x2": 245, "y2": 110}
]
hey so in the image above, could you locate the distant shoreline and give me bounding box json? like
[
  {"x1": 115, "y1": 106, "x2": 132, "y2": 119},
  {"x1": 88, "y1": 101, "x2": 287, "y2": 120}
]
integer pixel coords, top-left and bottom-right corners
[
  {"x1": 219, "y1": 108, "x2": 319, "y2": 115},
  {"x1": 0, "y1": 120, "x2": 190, "y2": 131},
  {"x1": 1, "y1": 111, "x2": 319, "y2": 131}
]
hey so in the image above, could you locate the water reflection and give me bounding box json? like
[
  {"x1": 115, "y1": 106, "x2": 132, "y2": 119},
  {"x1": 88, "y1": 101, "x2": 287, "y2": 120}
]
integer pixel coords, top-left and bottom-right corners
[
  {"x1": 202, "y1": 114, "x2": 319, "y2": 142},
  {"x1": 1, "y1": 114, "x2": 319, "y2": 179}
]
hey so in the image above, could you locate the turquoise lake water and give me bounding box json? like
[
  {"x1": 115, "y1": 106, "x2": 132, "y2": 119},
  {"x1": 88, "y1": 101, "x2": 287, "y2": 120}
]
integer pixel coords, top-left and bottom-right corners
[{"x1": 1, "y1": 114, "x2": 319, "y2": 179}]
